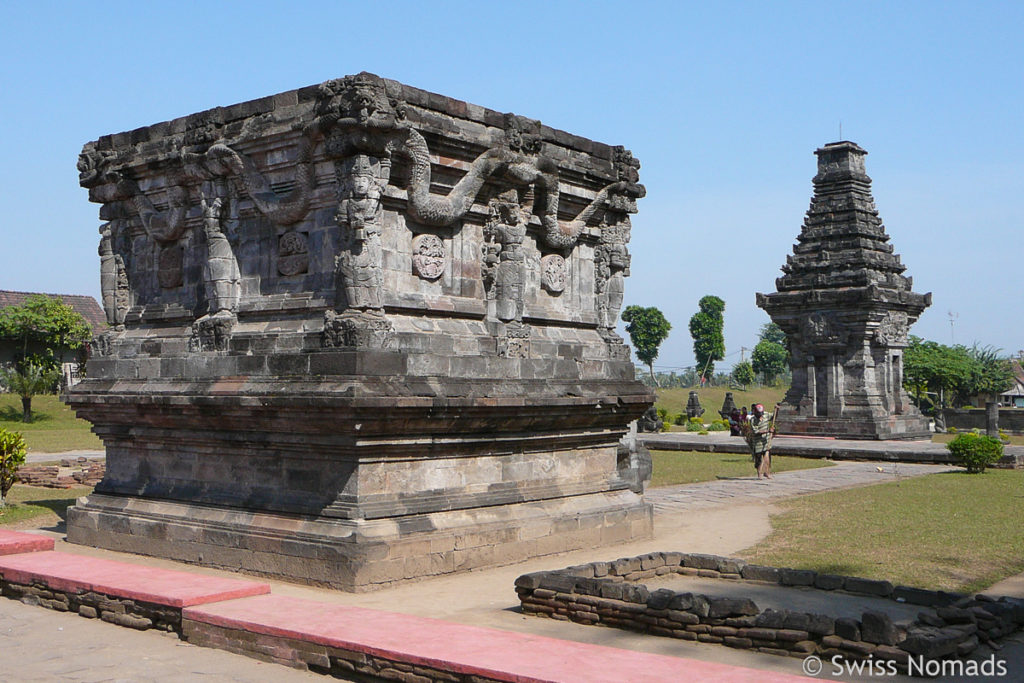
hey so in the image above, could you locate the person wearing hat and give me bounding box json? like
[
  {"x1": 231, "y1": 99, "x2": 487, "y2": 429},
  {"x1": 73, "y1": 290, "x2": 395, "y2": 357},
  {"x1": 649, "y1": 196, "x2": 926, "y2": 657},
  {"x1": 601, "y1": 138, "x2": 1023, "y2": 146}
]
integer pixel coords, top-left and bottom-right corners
[{"x1": 747, "y1": 403, "x2": 773, "y2": 479}]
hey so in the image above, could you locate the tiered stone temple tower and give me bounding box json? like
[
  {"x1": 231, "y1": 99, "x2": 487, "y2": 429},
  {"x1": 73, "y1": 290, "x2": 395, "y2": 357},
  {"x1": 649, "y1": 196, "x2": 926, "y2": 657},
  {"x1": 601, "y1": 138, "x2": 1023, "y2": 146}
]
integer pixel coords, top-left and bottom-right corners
[
  {"x1": 66, "y1": 72, "x2": 654, "y2": 590},
  {"x1": 756, "y1": 142, "x2": 931, "y2": 439}
]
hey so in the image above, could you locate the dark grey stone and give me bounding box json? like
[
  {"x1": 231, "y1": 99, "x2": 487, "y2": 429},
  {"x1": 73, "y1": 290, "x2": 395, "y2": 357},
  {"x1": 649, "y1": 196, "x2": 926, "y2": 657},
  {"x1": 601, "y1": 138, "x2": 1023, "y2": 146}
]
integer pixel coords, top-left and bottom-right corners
[
  {"x1": 835, "y1": 617, "x2": 861, "y2": 641},
  {"x1": 646, "y1": 589, "x2": 676, "y2": 610},
  {"x1": 707, "y1": 598, "x2": 759, "y2": 619},
  {"x1": 844, "y1": 577, "x2": 894, "y2": 597},
  {"x1": 860, "y1": 610, "x2": 899, "y2": 645},
  {"x1": 779, "y1": 568, "x2": 816, "y2": 586},
  {"x1": 741, "y1": 564, "x2": 781, "y2": 583},
  {"x1": 814, "y1": 574, "x2": 845, "y2": 591}
]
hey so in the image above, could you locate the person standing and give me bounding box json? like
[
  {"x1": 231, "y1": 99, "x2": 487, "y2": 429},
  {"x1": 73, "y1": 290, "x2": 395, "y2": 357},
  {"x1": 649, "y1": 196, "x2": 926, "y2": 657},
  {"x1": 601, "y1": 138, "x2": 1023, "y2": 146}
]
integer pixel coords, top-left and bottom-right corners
[{"x1": 746, "y1": 403, "x2": 774, "y2": 479}]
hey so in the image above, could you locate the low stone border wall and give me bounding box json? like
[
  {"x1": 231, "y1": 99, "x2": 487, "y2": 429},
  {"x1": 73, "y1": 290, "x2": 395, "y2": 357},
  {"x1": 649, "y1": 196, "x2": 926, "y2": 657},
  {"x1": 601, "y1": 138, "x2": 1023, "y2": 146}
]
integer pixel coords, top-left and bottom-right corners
[
  {"x1": 2, "y1": 580, "x2": 180, "y2": 633},
  {"x1": 515, "y1": 552, "x2": 1024, "y2": 670}
]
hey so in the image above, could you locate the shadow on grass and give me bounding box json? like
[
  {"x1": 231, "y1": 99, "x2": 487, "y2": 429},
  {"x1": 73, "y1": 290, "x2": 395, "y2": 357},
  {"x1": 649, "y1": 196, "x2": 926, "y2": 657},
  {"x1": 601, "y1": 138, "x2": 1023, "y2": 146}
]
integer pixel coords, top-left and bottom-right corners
[
  {"x1": 0, "y1": 405, "x2": 53, "y2": 424},
  {"x1": 22, "y1": 495, "x2": 79, "y2": 522}
]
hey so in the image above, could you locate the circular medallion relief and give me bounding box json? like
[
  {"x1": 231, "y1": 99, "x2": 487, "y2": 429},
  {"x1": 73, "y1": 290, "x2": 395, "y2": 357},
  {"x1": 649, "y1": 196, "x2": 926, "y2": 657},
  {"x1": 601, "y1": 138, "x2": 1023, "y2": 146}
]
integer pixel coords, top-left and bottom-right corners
[
  {"x1": 540, "y1": 254, "x2": 567, "y2": 294},
  {"x1": 411, "y1": 233, "x2": 445, "y2": 280}
]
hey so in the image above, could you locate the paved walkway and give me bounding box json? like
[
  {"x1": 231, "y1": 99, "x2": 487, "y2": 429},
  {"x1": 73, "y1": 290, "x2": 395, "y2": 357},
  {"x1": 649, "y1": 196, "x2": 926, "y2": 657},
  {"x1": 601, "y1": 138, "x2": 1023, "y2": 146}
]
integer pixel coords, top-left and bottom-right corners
[
  {"x1": 25, "y1": 449, "x2": 104, "y2": 464},
  {"x1": 641, "y1": 430, "x2": 1024, "y2": 466},
  {"x1": 646, "y1": 460, "x2": 956, "y2": 514}
]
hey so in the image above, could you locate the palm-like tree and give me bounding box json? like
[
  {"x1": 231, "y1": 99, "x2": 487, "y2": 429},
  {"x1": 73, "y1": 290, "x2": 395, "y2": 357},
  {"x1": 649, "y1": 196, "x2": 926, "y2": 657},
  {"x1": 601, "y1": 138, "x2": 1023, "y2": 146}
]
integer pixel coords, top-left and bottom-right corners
[{"x1": 0, "y1": 363, "x2": 59, "y2": 423}]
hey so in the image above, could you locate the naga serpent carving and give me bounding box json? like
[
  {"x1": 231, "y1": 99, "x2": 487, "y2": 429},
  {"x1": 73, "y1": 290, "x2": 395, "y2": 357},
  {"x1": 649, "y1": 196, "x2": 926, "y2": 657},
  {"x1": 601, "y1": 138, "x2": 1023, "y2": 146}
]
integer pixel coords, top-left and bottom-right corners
[{"x1": 204, "y1": 135, "x2": 314, "y2": 226}]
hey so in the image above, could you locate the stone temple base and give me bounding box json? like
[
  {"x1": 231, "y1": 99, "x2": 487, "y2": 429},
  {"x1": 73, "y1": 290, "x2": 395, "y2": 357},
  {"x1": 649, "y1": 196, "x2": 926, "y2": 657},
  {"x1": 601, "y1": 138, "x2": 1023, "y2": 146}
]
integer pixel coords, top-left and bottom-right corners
[
  {"x1": 775, "y1": 409, "x2": 931, "y2": 440},
  {"x1": 67, "y1": 490, "x2": 651, "y2": 591}
]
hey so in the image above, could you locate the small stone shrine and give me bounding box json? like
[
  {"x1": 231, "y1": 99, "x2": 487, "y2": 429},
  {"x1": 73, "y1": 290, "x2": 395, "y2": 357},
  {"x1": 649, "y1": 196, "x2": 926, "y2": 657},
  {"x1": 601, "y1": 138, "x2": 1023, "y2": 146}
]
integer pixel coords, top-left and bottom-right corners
[
  {"x1": 756, "y1": 142, "x2": 931, "y2": 439},
  {"x1": 66, "y1": 72, "x2": 653, "y2": 590}
]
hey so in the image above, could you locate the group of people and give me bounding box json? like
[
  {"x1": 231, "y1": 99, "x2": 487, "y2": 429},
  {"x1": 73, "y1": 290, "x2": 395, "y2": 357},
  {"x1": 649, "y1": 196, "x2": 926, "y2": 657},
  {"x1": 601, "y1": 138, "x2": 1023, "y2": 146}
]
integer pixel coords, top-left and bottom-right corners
[{"x1": 727, "y1": 403, "x2": 775, "y2": 479}]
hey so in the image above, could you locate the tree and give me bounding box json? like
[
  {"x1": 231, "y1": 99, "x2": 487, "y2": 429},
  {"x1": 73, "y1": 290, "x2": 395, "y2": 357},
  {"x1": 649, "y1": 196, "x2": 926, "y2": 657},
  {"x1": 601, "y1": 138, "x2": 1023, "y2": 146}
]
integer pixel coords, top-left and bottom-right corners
[
  {"x1": 0, "y1": 428, "x2": 27, "y2": 509},
  {"x1": 903, "y1": 337, "x2": 1014, "y2": 409},
  {"x1": 751, "y1": 340, "x2": 788, "y2": 385},
  {"x1": 688, "y1": 295, "x2": 725, "y2": 383},
  {"x1": 731, "y1": 361, "x2": 755, "y2": 387},
  {"x1": 0, "y1": 295, "x2": 92, "y2": 370},
  {"x1": 621, "y1": 306, "x2": 671, "y2": 386},
  {"x1": 759, "y1": 322, "x2": 787, "y2": 346},
  {"x1": 0, "y1": 363, "x2": 61, "y2": 422}
]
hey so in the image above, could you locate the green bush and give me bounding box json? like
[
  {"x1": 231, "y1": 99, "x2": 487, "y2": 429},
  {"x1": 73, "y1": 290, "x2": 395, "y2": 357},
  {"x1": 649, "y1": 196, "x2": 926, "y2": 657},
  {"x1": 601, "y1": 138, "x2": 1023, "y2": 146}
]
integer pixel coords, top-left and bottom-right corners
[
  {"x1": 946, "y1": 432, "x2": 1004, "y2": 473},
  {"x1": 1, "y1": 428, "x2": 28, "y2": 508},
  {"x1": 699, "y1": 430, "x2": 709, "y2": 435},
  {"x1": 656, "y1": 407, "x2": 669, "y2": 421},
  {"x1": 707, "y1": 419, "x2": 729, "y2": 432},
  {"x1": 673, "y1": 413, "x2": 687, "y2": 426},
  {"x1": 685, "y1": 417, "x2": 705, "y2": 432},
  {"x1": 947, "y1": 427, "x2": 958, "y2": 434}
]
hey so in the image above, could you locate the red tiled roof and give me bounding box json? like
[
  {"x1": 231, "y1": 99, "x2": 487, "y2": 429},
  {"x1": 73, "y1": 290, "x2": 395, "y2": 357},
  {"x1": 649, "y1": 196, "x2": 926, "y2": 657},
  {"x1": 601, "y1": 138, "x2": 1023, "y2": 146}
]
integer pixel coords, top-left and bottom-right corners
[{"x1": 0, "y1": 290, "x2": 107, "y2": 332}]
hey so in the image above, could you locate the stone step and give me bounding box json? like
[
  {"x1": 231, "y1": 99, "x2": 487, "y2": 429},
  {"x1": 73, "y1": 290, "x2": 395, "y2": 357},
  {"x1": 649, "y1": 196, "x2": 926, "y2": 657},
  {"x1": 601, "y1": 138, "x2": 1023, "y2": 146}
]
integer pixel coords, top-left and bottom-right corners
[
  {"x1": 0, "y1": 551, "x2": 269, "y2": 607},
  {"x1": 183, "y1": 594, "x2": 807, "y2": 682},
  {"x1": 0, "y1": 529, "x2": 54, "y2": 555}
]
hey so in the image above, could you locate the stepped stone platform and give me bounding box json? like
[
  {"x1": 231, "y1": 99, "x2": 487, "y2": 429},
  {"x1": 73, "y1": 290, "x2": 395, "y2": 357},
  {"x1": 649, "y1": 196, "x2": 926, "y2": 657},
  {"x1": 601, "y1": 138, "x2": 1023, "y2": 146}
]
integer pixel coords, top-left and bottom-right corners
[
  {"x1": 0, "y1": 529, "x2": 806, "y2": 681},
  {"x1": 640, "y1": 431, "x2": 1024, "y2": 468}
]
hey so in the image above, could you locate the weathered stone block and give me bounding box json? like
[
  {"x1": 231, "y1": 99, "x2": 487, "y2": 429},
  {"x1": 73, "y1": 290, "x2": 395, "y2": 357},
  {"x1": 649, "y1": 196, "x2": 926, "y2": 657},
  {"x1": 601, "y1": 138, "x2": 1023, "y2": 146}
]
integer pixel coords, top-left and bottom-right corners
[
  {"x1": 860, "y1": 611, "x2": 899, "y2": 645},
  {"x1": 844, "y1": 577, "x2": 894, "y2": 597}
]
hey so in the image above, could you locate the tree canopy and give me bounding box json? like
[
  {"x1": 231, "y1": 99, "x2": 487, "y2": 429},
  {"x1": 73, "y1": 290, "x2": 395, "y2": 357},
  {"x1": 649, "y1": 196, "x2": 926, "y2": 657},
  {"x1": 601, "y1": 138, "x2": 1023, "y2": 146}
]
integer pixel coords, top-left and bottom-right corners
[
  {"x1": 903, "y1": 336, "x2": 1014, "y2": 409},
  {"x1": 622, "y1": 305, "x2": 671, "y2": 385},
  {"x1": 731, "y1": 360, "x2": 755, "y2": 387},
  {"x1": 688, "y1": 295, "x2": 725, "y2": 382},
  {"x1": 759, "y1": 322, "x2": 787, "y2": 346},
  {"x1": 0, "y1": 295, "x2": 92, "y2": 368},
  {"x1": 751, "y1": 339, "x2": 788, "y2": 385}
]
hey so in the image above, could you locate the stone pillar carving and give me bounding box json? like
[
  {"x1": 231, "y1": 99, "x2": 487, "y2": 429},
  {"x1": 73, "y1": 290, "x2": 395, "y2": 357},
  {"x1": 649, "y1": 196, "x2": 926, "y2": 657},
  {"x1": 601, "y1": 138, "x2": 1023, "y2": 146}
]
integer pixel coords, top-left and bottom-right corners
[
  {"x1": 98, "y1": 222, "x2": 130, "y2": 328},
  {"x1": 484, "y1": 193, "x2": 530, "y2": 357},
  {"x1": 323, "y1": 153, "x2": 394, "y2": 349},
  {"x1": 595, "y1": 216, "x2": 631, "y2": 344},
  {"x1": 189, "y1": 196, "x2": 240, "y2": 352}
]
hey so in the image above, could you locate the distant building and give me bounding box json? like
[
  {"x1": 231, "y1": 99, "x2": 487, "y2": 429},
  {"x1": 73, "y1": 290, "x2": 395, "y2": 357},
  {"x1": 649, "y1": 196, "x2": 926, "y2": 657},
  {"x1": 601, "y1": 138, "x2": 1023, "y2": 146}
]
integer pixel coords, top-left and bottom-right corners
[
  {"x1": 1000, "y1": 360, "x2": 1024, "y2": 408},
  {"x1": 0, "y1": 291, "x2": 106, "y2": 385}
]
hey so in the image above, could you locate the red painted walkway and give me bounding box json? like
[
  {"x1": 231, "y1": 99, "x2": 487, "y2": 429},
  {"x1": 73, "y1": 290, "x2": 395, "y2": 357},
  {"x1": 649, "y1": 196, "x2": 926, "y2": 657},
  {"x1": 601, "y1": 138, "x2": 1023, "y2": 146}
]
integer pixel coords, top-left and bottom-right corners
[
  {"x1": 0, "y1": 551, "x2": 269, "y2": 607},
  {"x1": 186, "y1": 594, "x2": 809, "y2": 683},
  {"x1": 0, "y1": 533, "x2": 810, "y2": 681},
  {"x1": 0, "y1": 528, "x2": 54, "y2": 555}
]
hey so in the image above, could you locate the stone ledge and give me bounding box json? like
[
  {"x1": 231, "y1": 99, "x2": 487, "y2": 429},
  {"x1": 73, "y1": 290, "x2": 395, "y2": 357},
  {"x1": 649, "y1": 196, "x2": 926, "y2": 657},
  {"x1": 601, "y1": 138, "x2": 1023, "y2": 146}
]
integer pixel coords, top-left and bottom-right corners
[{"x1": 0, "y1": 529, "x2": 54, "y2": 556}]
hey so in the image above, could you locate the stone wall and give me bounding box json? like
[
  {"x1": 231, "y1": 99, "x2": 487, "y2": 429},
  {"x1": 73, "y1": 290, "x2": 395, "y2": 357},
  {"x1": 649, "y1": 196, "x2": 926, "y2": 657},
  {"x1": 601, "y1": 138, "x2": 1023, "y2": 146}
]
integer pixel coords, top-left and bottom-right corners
[
  {"x1": 516, "y1": 551, "x2": 1024, "y2": 670},
  {"x1": 2, "y1": 580, "x2": 180, "y2": 633},
  {"x1": 943, "y1": 408, "x2": 1024, "y2": 435}
]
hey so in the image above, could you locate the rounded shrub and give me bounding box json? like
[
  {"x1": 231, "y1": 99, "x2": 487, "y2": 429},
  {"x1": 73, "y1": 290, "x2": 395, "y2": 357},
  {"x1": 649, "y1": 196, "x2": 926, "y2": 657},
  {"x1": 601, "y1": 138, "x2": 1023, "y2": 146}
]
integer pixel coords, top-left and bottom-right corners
[
  {"x1": 946, "y1": 432, "x2": 1004, "y2": 473},
  {"x1": 707, "y1": 419, "x2": 729, "y2": 432},
  {"x1": 685, "y1": 417, "x2": 704, "y2": 432}
]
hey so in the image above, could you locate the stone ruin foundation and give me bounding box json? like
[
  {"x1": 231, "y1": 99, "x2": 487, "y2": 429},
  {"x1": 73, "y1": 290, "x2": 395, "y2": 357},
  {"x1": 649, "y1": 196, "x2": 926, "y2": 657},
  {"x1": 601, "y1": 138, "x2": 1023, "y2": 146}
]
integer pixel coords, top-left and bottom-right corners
[
  {"x1": 66, "y1": 72, "x2": 653, "y2": 591},
  {"x1": 757, "y1": 142, "x2": 931, "y2": 439}
]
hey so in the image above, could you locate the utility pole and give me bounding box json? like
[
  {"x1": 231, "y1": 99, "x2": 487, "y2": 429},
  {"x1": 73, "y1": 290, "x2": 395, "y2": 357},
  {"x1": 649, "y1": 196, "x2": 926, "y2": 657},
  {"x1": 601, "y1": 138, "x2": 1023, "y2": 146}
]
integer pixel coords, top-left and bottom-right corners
[{"x1": 948, "y1": 311, "x2": 958, "y2": 345}]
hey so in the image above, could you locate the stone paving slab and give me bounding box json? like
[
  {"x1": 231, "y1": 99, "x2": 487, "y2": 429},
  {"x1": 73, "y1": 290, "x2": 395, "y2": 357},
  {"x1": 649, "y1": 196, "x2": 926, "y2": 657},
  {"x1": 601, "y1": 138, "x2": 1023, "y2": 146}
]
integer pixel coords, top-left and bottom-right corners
[
  {"x1": 640, "y1": 431, "x2": 1024, "y2": 466},
  {"x1": 0, "y1": 528, "x2": 54, "y2": 555},
  {"x1": 25, "y1": 449, "x2": 105, "y2": 464},
  {"x1": 184, "y1": 594, "x2": 808, "y2": 683},
  {"x1": 646, "y1": 460, "x2": 955, "y2": 514},
  {"x1": 0, "y1": 551, "x2": 270, "y2": 607}
]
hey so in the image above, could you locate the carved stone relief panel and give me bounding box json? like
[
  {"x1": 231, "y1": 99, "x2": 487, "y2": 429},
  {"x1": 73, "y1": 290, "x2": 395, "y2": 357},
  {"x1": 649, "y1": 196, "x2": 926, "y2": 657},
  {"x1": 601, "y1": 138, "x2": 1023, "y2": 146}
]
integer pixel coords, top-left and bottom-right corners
[
  {"x1": 278, "y1": 231, "x2": 310, "y2": 276},
  {"x1": 411, "y1": 233, "x2": 445, "y2": 281},
  {"x1": 540, "y1": 254, "x2": 566, "y2": 294},
  {"x1": 157, "y1": 245, "x2": 184, "y2": 289}
]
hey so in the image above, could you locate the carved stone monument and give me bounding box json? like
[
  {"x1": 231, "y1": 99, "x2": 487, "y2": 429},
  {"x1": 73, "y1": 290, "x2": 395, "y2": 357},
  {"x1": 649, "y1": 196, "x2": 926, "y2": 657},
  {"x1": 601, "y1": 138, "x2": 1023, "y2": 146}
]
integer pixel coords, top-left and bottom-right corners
[
  {"x1": 756, "y1": 142, "x2": 931, "y2": 439},
  {"x1": 67, "y1": 72, "x2": 652, "y2": 590}
]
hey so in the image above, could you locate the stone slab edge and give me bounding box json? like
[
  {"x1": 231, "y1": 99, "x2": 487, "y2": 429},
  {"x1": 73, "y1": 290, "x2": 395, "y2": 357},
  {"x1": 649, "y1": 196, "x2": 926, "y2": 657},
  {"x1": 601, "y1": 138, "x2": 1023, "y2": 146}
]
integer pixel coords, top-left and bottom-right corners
[{"x1": 0, "y1": 529, "x2": 55, "y2": 555}]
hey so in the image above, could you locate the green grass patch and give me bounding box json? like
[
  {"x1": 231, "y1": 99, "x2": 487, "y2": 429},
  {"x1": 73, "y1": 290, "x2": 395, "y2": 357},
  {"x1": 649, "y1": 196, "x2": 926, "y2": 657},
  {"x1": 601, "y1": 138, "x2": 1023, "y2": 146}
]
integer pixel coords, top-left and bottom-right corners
[
  {"x1": 655, "y1": 386, "x2": 787, "y2": 423},
  {"x1": 0, "y1": 484, "x2": 92, "y2": 527},
  {"x1": 0, "y1": 394, "x2": 102, "y2": 452},
  {"x1": 739, "y1": 469, "x2": 1024, "y2": 593},
  {"x1": 650, "y1": 450, "x2": 833, "y2": 487}
]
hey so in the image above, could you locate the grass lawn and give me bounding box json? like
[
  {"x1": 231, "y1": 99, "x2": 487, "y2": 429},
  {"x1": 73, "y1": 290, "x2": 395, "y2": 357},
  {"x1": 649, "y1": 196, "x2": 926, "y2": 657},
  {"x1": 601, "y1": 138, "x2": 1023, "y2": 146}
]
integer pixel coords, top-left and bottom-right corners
[
  {"x1": 655, "y1": 386, "x2": 787, "y2": 424},
  {"x1": 650, "y1": 450, "x2": 834, "y2": 487},
  {"x1": 0, "y1": 394, "x2": 102, "y2": 452},
  {"x1": 739, "y1": 469, "x2": 1024, "y2": 593},
  {"x1": 0, "y1": 484, "x2": 91, "y2": 528}
]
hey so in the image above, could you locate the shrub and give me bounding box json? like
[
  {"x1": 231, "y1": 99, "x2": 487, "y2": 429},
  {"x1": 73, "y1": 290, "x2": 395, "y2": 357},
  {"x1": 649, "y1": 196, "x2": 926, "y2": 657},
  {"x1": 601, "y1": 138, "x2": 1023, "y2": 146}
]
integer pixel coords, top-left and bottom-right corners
[
  {"x1": 708, "y1": 419, "x2": 729, "y2": 432},
  {"x1": 656, "y1": 407, "x2": 669, "y2": 422},
  {"x1": 685, "y1": 417, "x2": 705, "y2": 432},
  {"x1": 947, "y1": 427, "x2": 958, "y2": 434},
  {"x1": 1, "y1": 428, "x2": 28, "y2": 508},
  {"x1": 699, "y1": 430, "x2": 709, "y2": 435},
  {"x1": 673, "y1": 413, "x2": 687, "y2": 426},
  {"x1": 946, "y1": 432, "x2": 1004, "y2": 473}
]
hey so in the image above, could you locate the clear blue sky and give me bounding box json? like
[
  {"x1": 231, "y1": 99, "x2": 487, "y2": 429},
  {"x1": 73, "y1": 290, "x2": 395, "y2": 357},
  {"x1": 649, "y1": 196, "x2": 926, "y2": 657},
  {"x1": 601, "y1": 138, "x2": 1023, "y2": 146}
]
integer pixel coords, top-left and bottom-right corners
[{"x1": 2, "y1": 1, "x2": 1021, "y2": 369}]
